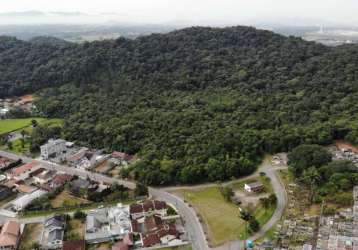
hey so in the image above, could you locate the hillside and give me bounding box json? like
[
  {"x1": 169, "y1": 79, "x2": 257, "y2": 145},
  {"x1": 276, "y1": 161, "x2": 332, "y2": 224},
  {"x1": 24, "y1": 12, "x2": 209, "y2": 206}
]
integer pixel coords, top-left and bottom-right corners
[{"x1": 1, "y1": 26, "x2": 358, "y2": 185}]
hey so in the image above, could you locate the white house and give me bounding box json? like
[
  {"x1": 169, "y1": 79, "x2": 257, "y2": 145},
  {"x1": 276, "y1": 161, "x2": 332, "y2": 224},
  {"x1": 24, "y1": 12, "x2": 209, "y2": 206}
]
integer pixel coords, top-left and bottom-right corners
[
  {"x1": 244, "y1": 182, "x2": 264, "y2": 193},
  {"x1": 10, "y1": 189, "x2": 48, "y2": 212},
  {"x1": 41, "y1": 215, "x2": 66, "y2": 249}
]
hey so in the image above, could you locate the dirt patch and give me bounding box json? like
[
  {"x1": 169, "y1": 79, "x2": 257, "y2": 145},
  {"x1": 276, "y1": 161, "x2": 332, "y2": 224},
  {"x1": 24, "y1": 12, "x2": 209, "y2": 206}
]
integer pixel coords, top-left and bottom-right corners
[
  {"x1": 95, "y1": 160, "x2": 110, "y2": 173},
  {"x1": 335, "y1": 140, "x2": 358, "y2": 153},
  {"x1": 234, "y1": 190, "x2": 270, "y2": 207}
]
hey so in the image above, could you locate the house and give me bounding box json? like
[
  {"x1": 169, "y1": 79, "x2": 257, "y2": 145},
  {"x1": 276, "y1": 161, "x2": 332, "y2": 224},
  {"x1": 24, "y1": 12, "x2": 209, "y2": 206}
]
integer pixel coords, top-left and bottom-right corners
[
  {"x1": 41, "y1": 139, "x2": 67, "y2": 160},
  {"x1": 50, "y1": 174, "x2": 73, "y2": 189},
  {"x1": 10, "y1": 189, "x2": 48, "y2": 212},
  {"x1": 244, "y1": 182, "x2": 264, "y2": 193},
  {"x1": 0, "y1": 220, "x2": 20, "y2": 250},
  {"x1": 41, "y1": 215, "x2": 66, "y2": 249},
  {"x1": 70, "y1": 178, "x2": 98, "y2": 197},
  {"x1": 85, "y1": 205, "x2": 131, "y2": 244},
  {"x1": 129, "y1": 200, "x2": 167, "y2": 219},
  {"x1": 111, "y1": 152, "x2": 137, "y2": 166},
  {"x1": 0, "y1": 185, "x2": 13, "y2": 200},
  {"x1": 67, "y1": 148, "x2": 105, "y2": 170},
  {"x1": 7, "y1": 161, "x2": 40, "y2": 181},
  {"x1": 33, "y1": 169, "x2": 57, "y2": 185},
  {"x1": 16, "y1": 184, "x2": 37, "y2": 194},
  {"x1": 62, "y1": 240, "x2": 85, "y2": 250},
  {"x1": 0, "y1": 157, "x2": 11, "y2": 169},
  {"x1": 131, "y1": 215, "x2": 179, "y2": 248}
]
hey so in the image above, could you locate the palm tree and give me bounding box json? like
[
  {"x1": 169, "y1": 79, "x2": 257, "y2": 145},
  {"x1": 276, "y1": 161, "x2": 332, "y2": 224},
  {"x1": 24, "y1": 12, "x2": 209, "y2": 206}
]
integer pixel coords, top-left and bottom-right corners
[{"x1": 300, "y1": 167, "x2": 321, "y2": 204}]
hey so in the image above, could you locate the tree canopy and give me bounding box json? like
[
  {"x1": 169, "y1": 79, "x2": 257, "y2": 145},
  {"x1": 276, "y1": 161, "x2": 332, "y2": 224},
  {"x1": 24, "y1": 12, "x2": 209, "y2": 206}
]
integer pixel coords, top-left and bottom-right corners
[{"x1": 1, "y1": 26, "x2": 358, "y2": 184}]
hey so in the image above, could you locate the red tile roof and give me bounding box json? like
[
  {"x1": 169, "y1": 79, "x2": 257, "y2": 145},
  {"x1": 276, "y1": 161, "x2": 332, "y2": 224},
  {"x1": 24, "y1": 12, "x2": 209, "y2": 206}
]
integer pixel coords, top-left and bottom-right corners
[
  {"x1": 52, "y1": 174, "x2": 73, "y2": 187},
  {"x1": 10, "y1": 161, "x2": 38, "y2": 176},
  {"x1": 144, "y1": 215, "x2": 163, "y2": 232},
  {"x1": 111, "y1": 151, "x2": 137, "y2": 163},
  {"x1": 129, "y1": 200, "x2": 166, "y2": 214},
  {"x1": 142, "y1": 233, "x2": 160, "y2": 247}
]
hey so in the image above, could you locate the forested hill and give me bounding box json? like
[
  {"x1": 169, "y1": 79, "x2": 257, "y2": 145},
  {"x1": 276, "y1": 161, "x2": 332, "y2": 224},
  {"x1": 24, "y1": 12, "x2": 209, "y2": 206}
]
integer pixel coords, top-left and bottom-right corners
[
  {"x1": 0, "y1": 26, "x2": 330, "y2": 96},
  {"x1": 1, "y1": 26, "x2": 358, "y2": 185}
]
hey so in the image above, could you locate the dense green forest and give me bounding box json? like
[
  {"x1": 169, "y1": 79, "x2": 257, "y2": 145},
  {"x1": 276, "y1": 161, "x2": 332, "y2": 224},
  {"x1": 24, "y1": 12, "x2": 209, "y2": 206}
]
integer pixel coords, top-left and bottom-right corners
[{"x1": 1, "y1": 26, "x2": 358, "y2": 185}]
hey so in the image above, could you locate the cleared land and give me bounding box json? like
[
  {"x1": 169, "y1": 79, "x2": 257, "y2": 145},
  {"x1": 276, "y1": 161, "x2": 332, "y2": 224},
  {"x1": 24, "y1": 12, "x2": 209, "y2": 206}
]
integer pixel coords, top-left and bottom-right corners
[
  {"x1": 51, "y1": 191, "x2": 90, "y2": 208},
  {"x1": 172, "y1": 186, "x2": 246, "y2": 246},
  {"x1": 171, "y1": 172, "x2": 276, "y2": 247},
  {"x1": 18, "y1": 223, "x2": 43, "y2": 250},
  {"x1": 0, "y1": 118, "x2": 63, "y2": 134}
]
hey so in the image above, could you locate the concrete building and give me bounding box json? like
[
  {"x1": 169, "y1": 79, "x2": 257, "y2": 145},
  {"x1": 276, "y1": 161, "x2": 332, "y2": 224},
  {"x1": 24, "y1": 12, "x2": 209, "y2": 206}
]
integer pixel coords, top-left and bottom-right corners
[
  {"x1": 85, "y1": 204, "x2": 131, "y2": 244},
  {"x1": 41, "y1": 215, "x2": 66, "y2": 249},
  {"x1": 40, "y1": 139, "x2": 67, "y2": 160}
]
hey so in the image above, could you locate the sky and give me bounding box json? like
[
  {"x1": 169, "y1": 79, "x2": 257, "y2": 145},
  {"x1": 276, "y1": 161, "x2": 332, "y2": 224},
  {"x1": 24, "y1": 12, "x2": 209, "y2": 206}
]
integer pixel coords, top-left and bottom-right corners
[{"x1": 1, "y1": 0, "x2": 358, "y2": 26}]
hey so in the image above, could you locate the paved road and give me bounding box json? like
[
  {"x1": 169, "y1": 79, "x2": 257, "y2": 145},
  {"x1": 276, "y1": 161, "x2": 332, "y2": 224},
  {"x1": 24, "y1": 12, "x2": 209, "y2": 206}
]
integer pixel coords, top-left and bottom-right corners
[
  {"x1": 0, "y1": 150, "x2": 208, "y2": 250},
  {"x1": 0, "y1": 150, "x2": 287, "y2": 250},
  {"x1": 211, "y1": 157, "x2": 288, "y2": 250}
]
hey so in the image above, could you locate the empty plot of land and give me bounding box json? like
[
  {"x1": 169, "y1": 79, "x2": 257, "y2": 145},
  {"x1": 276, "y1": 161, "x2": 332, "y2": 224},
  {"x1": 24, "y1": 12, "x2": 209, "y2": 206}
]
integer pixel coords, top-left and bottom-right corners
[
  {"x1": 18, "y1": 223, "x2": 43, "y2": 250},
  {"x1": 65, "y1": 219, "x2": 85, "y2": 240},
  {"x1": 51, "y1": 191, "x2": 90, "y2": 208},
  {"x1": 172, "y1": 187, "x2": 246, "y2": 247}
]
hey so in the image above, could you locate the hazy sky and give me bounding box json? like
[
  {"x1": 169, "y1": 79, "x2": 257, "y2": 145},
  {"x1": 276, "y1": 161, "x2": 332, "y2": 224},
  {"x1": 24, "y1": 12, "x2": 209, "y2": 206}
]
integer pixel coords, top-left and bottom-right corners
[{"x1": 1, "y1": 0, "x2": 358, "y2": 25}]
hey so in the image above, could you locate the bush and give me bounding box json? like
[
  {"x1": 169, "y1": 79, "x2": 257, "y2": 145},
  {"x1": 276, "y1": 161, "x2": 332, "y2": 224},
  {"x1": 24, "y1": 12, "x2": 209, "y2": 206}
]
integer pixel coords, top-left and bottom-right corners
[{"x1": 73, "y1": 210, "x2": 86, "y2": 221}]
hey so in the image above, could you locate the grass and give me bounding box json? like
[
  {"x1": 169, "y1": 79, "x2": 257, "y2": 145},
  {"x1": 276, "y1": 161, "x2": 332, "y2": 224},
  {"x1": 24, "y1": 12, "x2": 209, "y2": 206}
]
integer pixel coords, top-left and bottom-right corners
[
  {"x1": 172, "y1": 186, "x2": 246, "y2": 246},
  {"x1": 65, "y1": 219, "x2": 85, "y2": 240},
  {"x1": 51, "y1": 190, "x2": 90, "y2": 208},
  {"x1": 18, "y1": 223, "x2": 43, "y2": 250},
  {"x1": 7, "y1": 138, "x2": 31, "y2": 154},
  {"x1": 0, "y1": 117, "x2": 63, "y2": 135},
  {"x1": 253, "y1": 203, "x2": 276, "y2": 226}
]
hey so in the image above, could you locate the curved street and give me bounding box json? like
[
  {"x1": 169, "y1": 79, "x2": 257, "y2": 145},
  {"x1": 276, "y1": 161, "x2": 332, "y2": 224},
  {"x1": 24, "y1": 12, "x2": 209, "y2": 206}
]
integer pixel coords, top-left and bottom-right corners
[{"x1": 0, "y1": 150, "x2": 287, "y2": 250}]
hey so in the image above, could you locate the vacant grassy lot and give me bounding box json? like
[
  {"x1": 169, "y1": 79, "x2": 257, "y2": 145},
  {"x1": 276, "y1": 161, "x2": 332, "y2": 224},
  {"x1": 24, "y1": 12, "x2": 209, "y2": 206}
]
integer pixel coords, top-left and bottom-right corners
[
  {"x1": 0, "y1": 118, "x2": 63, "y2": 134},
  {"x1": 51, "y1": 191, "x2": 90, "y2": 208},
  {"x1": 18, "y1": 223, "x2": 43, "y2": 250},
  {"x1": 65, "y1": 219, "x2": 85, "y2": 240},
  {"x1": 172, "y1": 187, "x2": 246, "y2": 246}
]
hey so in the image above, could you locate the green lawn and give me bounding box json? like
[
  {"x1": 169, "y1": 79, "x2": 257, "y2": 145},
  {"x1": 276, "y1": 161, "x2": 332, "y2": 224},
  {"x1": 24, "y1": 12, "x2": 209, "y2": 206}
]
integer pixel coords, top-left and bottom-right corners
[
  {"x1": 172, "y1": 187, "x2": 246, "y2": 246},
  {"x1": 0, "y1": 118, "x2": 63, "y2": 135},
  {"x1": 7, "y1": 138, "x2": 31, "y2": 154}
]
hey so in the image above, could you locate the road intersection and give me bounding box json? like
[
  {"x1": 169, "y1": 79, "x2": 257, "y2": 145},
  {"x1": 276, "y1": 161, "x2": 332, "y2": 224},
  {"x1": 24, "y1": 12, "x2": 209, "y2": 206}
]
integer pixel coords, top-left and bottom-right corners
[{"x1": 0, "y1": 150, "x2": 287, "y2": 250}]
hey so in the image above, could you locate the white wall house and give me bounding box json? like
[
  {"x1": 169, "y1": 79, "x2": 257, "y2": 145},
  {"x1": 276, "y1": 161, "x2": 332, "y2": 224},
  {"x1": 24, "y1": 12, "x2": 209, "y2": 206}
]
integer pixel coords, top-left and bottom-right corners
[{"x1": 40, "y1": 139, "x2": 67, "y2": 160}]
